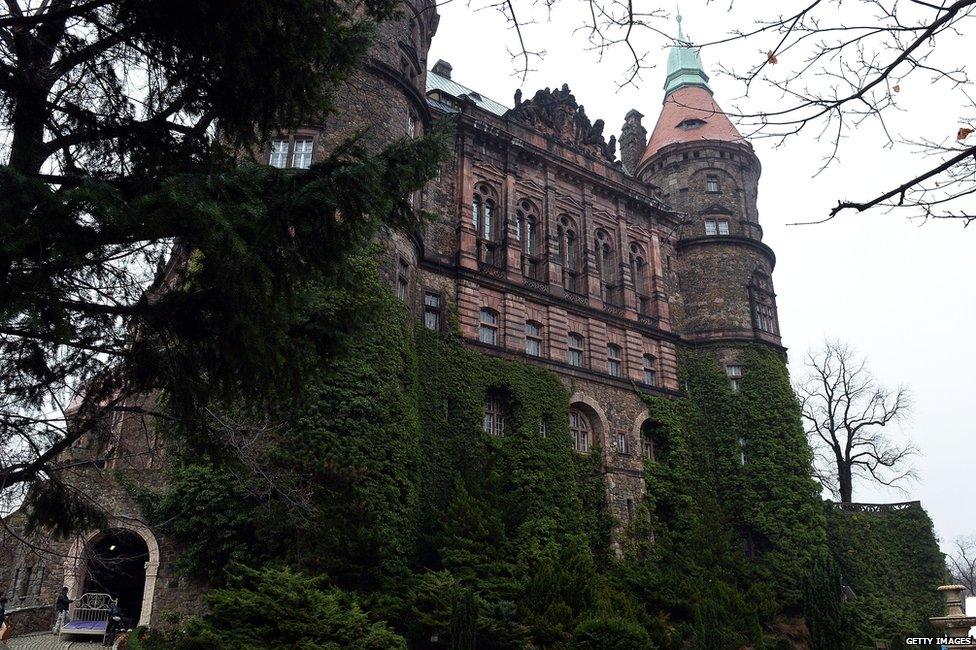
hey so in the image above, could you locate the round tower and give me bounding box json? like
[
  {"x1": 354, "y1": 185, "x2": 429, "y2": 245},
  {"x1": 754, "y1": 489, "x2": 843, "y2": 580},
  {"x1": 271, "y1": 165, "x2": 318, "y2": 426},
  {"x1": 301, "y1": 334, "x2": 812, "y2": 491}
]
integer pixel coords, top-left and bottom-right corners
[{"x1": 635, "y1": 15, "x2": 781, "y2": 352}]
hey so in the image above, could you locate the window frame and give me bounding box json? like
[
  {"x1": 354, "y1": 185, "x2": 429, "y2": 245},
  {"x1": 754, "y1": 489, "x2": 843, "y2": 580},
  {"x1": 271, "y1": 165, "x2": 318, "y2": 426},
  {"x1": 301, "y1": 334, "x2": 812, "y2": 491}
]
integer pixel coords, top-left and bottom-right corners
[
  {"x1": 607, "y1": 343, "x2": 622, "y2": 378},
  {"x1": 567, "y1": 332, "x2": 585, "y2": 367},
  {"x1": 396, "y1": 259, "x2": 409, "y2": 301},
  {"x1": 570, "y1": 408, "x2": 591, "y2": 453},
  {"x1": 706, "y1": 174, "x2": 720, "y2": 193},
  {"x1": 483, "y1": 395, "x2": 506, "y2": 437},
  {"x1": 423, "y1": 292, "x2": 441, "y2": 331},
  {"x1": 726, "y1": 364, "x2": 743, "y2": 393},
  {"x1": 479, "y1": 308, "x2": 499, "y2": 346},
  {"x1": 525, "y1": 320, "x2": 543, "y2": 357},
  {"x1": 269, "y1": 135, "x2": 315, "y2": 169},
  {"x1": 642, "y1": 354, "x2": 657, "y2": 387}
]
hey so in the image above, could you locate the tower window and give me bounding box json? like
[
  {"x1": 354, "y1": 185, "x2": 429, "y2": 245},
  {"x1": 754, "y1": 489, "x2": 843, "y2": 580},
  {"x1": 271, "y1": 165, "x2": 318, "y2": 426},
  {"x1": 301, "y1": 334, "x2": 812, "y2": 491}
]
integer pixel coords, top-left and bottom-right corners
[
  {"x1": 479, "y1": 308, "x2": 499, "y2": 346},
  {"x1": 641, "y1": 420, "x2": 666, "y2": 461},
  {"x1": 642, "y1": 354, "x2": 657, "y2": 386},
  {"x1": 269, "y1": 139, "x2": 289, "y2": 168},
  {"x1": 292, "y1": 138, "x2": 313, "y2": 169},
  {"x1": 570, "y1": 408, "x2": 591, "y2": 453},
  {"x1": 423, "y1": 292, "x2": 441, "y2": 331},
  {"x1": 726, "y1": 364, "x2": 742, "y2": 392},
  {"x1": 607, "y1": 344, "x2": 622, "y2": 377},
  {"x1": 539, "y1": 416, "x2": 548, "y2": 437},
  {"x1": 704, "y1": 219, "x2": 729, "y2": 236},
  {"x1": 483, "y1": 395, "x2": 506, "y2": 436},
  {"x1": 706, "y1": 175, "x2": 720, "y2": 193},
  {"x1": 396, "y1": 259, "x2": 409, "y2": 300},
  {"x1": 269, "y1": 137, "x2": 314, "y2": 169},
  {"x1": 738, "y1": 435, "x2": 748, "y2": 465},
  {"x1": 567, "y1": 333, "x2": 585, "y2": 367},
  {"x1": 525, "y1": 321, "x2": 543, "y2": 357}
]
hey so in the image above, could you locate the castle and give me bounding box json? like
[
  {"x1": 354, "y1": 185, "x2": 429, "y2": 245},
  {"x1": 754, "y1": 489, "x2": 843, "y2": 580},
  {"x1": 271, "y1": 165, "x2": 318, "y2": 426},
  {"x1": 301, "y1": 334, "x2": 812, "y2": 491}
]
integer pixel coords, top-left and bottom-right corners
[{"x1": 1, "y1": 1, "x2": 786, "y2": 631}]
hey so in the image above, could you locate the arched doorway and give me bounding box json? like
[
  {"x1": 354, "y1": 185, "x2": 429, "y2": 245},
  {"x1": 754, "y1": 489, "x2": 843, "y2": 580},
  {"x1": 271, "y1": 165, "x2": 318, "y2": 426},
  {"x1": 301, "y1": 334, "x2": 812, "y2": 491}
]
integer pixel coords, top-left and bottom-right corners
[{"x1": 81, "y1": 530, "x2": 149, "y2": 624}]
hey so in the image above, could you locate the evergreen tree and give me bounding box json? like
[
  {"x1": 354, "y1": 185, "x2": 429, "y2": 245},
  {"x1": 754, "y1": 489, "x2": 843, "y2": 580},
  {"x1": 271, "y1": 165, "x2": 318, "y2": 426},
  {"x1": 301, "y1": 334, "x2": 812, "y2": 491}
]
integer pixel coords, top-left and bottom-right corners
[{"x1": 0, "y1": 0, "x2": 447, "y2": 521}]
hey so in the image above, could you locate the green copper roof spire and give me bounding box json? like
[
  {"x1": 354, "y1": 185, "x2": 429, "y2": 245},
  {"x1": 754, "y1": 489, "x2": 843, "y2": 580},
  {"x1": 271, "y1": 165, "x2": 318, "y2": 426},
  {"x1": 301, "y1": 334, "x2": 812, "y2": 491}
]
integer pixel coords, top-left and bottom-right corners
[{"x1": 663, "y1": 10, "x2": 711, "y2": 97}]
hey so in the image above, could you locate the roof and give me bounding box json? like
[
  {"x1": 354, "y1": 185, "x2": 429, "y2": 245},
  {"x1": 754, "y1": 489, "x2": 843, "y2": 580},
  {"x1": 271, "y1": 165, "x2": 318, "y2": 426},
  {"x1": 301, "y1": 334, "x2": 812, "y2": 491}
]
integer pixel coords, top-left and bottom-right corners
[
  {"x1": 426, "y1": 71, "x2": 509, "y2": 116},
  {"x1": 664, "y1": 16, "x2": 710, "y2": 96},
  {"x1": 638, "y1": 85, "x2": 745, "y2": 169}
]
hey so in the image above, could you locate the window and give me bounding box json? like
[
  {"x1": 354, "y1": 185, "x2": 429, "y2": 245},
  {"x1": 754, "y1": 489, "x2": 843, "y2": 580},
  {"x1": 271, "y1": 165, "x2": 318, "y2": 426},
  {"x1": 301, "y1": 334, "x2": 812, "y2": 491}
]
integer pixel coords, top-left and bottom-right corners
[
  {"x1": 570, "y1": 408, "x2": 591, "y2": 453},
  {"x1": 525, "y1": 321, "x2": 543, "y2": 357},
  {"x1": 677, "y1": 118, "x2": 706, "y2": 130},
  {"x1": 292, "y1": 138, "x2": 313, "y2": 169},
  {"x1": 539, "y1": 417, "x2": 548, "y2": 437},
  {"x1": 18, "y1": 566, "x2": 32, "y2": 599},
  {"x1": 641, "y1": 420, "x2": 666, "y2": 461},
  {"x1": 567, "y1": 333, "x2": 584, "y2": 367},
  {"x1": 270, "y1": 137, "x2": 313, "y2": 169},
  {"x1": 755, "y1": 300, "x2": 777, "y2": 334},
  {"x1": 472, "y1": 185, "x2": 498, "y2": 241},
  {"x1": 515, "y1": 200, "x2": 540, "y2": 255},
  {"x1": 607, "y1": 344, "x2": 622, "y2": 377},
  {"x1": 726, "y1": 364, "x2": 742, "y2": 393},
  {"x1": 423, "y1": 292, "x2": 441, "y2": 331},
  {"x1": 626, "y1": 498, "x2": 636, "y2": 523},
  {"x1": 396, "y1": 259, "x2": 409, "y2": 300},
  {"x1": 269, "y1": 139, "x2": 289, "y2": 168},
  {"x1": 706, "y1": 175, "x2": 720, "y2": 193},
  {"x1": 483, "y1": 396, "x2": 506, "y2": 436},
  {"x1": 705, "y1": 219, "x2": 728, "y2": 236},
  {"x1": 738, "y1": 435, "x2": 748, "y2": 465},
  {"x1": 630, "y1": 244, "x2": 648, "y2": 297},
  {"x1": 407, "y1": 112, "x2": 416, "y2": 138},
  {"x1": 617, "y1": 431, "x2": 629, "y2": 455},
  {"x1": 642, "y1": 354, "x2": 657, "y2": 386},
  {"x1": 479, "y1": 308, "x2": 499, "y2": 346},
  {"x1": 558, "y1": 215, "x2": 581, "y2": 292}
]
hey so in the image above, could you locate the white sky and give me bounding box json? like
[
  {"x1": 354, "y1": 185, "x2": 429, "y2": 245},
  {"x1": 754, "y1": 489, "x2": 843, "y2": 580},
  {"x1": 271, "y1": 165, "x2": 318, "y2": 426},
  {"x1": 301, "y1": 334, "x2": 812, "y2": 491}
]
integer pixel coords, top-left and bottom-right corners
[{"x1": 429, "y1": 0, "x2": 975, "y2": 553}]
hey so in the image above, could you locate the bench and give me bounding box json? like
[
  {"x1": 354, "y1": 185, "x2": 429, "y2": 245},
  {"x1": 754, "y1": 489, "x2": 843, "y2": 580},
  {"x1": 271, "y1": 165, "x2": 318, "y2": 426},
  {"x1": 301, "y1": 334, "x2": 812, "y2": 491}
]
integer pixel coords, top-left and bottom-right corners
[{"x1": 59, "y1": 593, "x2": 117, "y2": 642}]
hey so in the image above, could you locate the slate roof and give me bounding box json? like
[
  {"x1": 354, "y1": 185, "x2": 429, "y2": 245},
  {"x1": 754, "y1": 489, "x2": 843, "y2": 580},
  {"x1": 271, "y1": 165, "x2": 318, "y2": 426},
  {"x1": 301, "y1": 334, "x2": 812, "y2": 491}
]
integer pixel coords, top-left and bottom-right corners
[{"x1": 426, "y1": 70, "x2": 509, "y2": 116}]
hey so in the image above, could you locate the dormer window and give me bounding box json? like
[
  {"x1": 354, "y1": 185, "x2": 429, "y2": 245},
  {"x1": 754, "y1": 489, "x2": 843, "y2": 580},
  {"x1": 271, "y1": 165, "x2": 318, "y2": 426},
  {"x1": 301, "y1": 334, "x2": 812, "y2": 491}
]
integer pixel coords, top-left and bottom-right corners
[{"x1": 678, "y1": 118, "x2": 706, "y2": 130}]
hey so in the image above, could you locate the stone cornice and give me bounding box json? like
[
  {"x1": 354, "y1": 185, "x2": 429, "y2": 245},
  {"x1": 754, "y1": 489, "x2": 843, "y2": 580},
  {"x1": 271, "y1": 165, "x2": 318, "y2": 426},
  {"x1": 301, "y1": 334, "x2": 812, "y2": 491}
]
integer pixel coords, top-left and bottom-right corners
[{"x1": 676, "y1": 234, "x2": 777, "y2": 269}]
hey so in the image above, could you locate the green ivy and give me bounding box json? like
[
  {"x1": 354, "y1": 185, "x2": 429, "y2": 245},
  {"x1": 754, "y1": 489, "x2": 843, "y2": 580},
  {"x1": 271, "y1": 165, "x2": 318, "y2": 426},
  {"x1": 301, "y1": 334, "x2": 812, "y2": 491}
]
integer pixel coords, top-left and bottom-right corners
[{"x1": 136, "y1": 256, "x2": 943, "y2": 648}]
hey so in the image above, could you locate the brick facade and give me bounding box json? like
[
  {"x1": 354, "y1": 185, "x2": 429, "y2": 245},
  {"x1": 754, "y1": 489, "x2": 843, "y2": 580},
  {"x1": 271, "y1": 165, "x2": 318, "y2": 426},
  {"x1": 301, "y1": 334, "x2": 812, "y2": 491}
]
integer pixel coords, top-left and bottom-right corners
[{"x1": 2, "y1": 1, "x2": 789, "y2": 624}]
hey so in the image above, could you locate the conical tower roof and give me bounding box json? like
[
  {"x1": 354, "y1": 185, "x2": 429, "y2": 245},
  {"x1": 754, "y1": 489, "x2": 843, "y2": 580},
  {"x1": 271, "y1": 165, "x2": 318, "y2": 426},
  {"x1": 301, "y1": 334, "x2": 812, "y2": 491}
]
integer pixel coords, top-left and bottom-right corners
[{"x1": 637, "y1": 13, "x2": 744, "y2": 173}]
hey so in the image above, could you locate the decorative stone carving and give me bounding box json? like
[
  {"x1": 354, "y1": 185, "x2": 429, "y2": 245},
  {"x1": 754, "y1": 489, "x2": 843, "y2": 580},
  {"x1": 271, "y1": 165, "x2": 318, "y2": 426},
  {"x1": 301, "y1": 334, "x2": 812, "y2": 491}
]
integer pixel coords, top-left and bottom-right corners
[{"x1": 506, "y1": 84, "x2": 617, "y2": 162}]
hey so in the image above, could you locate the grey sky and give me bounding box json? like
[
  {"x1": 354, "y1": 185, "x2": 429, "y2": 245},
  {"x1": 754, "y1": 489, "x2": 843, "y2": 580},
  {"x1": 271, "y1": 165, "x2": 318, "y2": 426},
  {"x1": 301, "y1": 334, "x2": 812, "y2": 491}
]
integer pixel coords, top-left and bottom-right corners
[{"x1": 428, "y1": 0, "x2": 975, "y2": 553}]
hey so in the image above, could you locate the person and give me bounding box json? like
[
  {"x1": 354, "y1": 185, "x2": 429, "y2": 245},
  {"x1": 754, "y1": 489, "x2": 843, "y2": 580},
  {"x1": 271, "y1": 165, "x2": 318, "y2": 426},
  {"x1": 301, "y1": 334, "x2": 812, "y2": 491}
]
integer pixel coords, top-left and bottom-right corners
[
  {"x1": 103, "y1": 598, "x2": 122, "y2": 647},
  {"x1": 53, "y1": 587, "x2": 72, "y2": 633},
  {"x1": 0, "y1": 595, "x2": 10, "y2": 648}
]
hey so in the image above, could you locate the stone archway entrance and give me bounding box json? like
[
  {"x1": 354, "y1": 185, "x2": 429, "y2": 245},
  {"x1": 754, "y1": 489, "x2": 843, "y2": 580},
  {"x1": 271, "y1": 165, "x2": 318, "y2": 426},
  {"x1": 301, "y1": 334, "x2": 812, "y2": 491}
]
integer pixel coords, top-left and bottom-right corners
[
  {"x1": 82, "y1": 530, "x2": 148, "y2": 623},
  {"x1": 63, "y1": 521, "x2": 160, "y2": 626}
]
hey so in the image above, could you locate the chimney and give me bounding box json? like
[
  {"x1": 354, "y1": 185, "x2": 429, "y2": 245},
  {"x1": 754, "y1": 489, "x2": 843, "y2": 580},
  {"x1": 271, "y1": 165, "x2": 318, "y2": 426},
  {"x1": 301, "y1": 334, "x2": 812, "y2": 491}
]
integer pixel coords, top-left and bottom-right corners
[
  {"x1": 432, "y1": 59, "x2": 452, "y2": 79},
  {"x1": 619, "y1": 109, "x2": 647, "y2": 177}
]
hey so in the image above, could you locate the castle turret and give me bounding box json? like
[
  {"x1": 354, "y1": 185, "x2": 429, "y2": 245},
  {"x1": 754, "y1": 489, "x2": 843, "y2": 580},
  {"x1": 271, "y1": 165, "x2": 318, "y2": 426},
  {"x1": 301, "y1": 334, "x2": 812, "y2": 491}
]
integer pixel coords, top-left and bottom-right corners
[
  {"x1": 637, "y1": 14, "x2": 781, "y2": 352},
  {"x1": 619, "y1": 109, "x2": 647, "y2": 176}
]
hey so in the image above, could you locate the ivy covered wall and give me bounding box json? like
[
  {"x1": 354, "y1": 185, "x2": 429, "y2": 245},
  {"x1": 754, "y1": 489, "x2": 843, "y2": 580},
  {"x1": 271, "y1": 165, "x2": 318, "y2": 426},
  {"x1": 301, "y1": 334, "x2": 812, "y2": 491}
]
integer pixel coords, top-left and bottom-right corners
[{"x1": 135, "y1": 256, "x2": 944, "y2": 648}]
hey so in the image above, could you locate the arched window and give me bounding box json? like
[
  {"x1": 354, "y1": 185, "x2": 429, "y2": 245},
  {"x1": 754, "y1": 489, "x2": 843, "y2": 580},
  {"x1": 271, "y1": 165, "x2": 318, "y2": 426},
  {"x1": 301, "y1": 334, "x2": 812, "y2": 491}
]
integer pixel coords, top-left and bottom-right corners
[
  {"x1": 607, "y1": 344, "x2": 622, "y2": 377},
  {"x1": 483, "y1": 393, "x2": 507, "y2": 436},
  {"x1": 596, "y1": 230, "x2": 615, "y2": 283},
  {"x1": 473, "y1": 184, "x2": 502, "y2": 266},
  {"x1": 641, "y1": 420, "x2": 666, "y2": 461},
  {"x1": 479, "y1": 308, "x2": 499, "y2": 346},
  {"x1": 570, "y1": 408, "x2": 591, "y2": 453},
  {"x1": 525, "y1": 321, "x2": 543, "y2": 357},
  {"x1": 567, "y1": 333, "x2": 584, "y2": 367},
  {"x1": 596, "y1": 229, "x2": 618, "y2": 305},
  {"x1": 631, "y1": 244, "x2": 649, "y2": 315},
  {"x1": 558, "y1": 215, "x2": 581, "y2": 292},
  {"x1": 517, "y1": 200, "x2": 542, "y2": 279},
  {"x1": 642, "y1": 354, "x2": 657, "y2": 386}
]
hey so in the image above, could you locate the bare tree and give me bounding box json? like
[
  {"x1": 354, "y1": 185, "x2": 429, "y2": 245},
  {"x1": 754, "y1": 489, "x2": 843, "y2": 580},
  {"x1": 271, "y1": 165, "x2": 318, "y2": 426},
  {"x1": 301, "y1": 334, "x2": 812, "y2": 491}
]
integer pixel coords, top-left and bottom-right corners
[
  {"x1": 948, "y1": 535, "x2": 976, "y2": 596},
  {"x1": 796, "y1": 339, "x2": 916, "y2": 503},
  {"x1": 490, "y1": 0, "x2": 976, "y2": 224}
]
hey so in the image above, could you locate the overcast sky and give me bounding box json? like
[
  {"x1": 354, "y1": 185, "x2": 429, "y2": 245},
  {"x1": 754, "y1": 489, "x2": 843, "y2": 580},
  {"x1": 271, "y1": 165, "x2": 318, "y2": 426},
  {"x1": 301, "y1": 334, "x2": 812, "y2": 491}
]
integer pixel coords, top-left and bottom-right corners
[{"x1": 428, "y1": 0, "x2": 975, "y2": 553}]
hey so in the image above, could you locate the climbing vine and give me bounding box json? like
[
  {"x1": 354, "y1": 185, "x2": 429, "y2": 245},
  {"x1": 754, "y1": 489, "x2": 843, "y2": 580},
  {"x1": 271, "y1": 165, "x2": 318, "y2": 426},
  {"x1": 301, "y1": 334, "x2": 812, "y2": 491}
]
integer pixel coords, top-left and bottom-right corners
[{"x1": 135, "y1": 257, "x2": 942, "y2": 648}]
